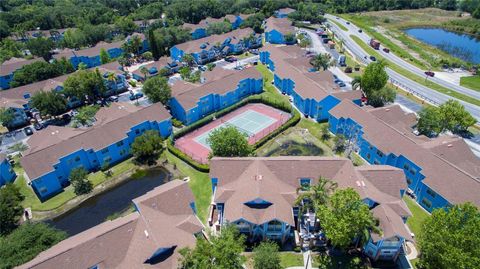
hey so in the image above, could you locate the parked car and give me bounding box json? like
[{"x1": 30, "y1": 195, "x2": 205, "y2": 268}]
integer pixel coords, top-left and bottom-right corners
[
  {"x1": 23, "y1": 126, "x2": 33, "y2": 136},
  {"x1": 225, "y1": 56, "x2": 237, "y2": 63},
  {"x1": 33, "y1": 122, "x2": 44, "y2": 131},
  {"x1": 346, "y1": 21, "x2": 350, "y2": 25},
  {"x1": 425, "y1": 71, "x2": 435, "y2": 77},
  {"x1": 383, "y1": 48, "x2": 390, "y2": 53},
  {"x1": 358, "y1": 29, "x2": 362, "y2": 33},
  {"x1": 338, "y1": 82, "x2": 346, "y2": 87},
  {"x1": 249, "y1": 49, "x2": 259, "y2": 55},
  {"x1": 369, "y1": 55, "x2": 377, "y2": 61},
  {"x1": 129, "y1": 92, "x2": 144, "y2": 101},
  {"x1": 198, "y1": 65, "x2": 207, "y2": 71},
  {"x1": 108, "y1": 95, "x2": 119, "y2": 102}
]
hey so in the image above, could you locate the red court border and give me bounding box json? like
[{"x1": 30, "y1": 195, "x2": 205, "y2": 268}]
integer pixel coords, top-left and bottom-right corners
[{"x1": 175, "y1": 103, "x2": 291, "y2": 164}]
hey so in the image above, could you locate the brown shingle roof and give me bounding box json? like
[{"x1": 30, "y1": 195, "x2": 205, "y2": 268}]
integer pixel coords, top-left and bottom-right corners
[
  {"x1": 265, "y1": 17, "x2": 294, "y2": 35},
  {"x1": 210, "y1": 157, "x2": 411, "y2": 241},
  {"x1": 53, "y1": 41, "x2": 124, "y2": 59},
  {"x1": 0, "y1": 62, "x2": 122, "y2": 103},
  {"x1": 329, "y1": 100, "x2": 480, "y2": 206},
  {"x1": 17, "y1": 180, "x2": 203, "y2": 269},
  {"x1": 0, "y1": 57, "x2": 45, "y2": 76},
  {"x1": 171, "y1": 67, "x2": 261, "y2": 110},
  {"x1": 174, "y1": 28, "x2": 255, "y2": 54},
  {"x1": 21, "y1": 103, "x2": 171, "y2": 181}
]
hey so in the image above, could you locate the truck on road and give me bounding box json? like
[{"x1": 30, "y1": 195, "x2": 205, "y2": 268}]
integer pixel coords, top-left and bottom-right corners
[{"x1": 369, "y1": 39, "x2": 380, "y2": 50}]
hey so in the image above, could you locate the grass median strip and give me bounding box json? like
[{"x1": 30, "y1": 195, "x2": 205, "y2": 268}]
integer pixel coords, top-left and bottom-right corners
[
  {"x1": 460, "y1": 75, "x2": 480, "y2": 92},
  {"x1": 350, "y1": 35, "x2": 480, "y2": 107},
  {"x1": 330, "y1": 18, "x2": 348, "y2": 31}
]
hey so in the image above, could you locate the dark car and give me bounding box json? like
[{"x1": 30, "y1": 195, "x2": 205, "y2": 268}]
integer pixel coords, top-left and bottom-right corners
[
  {"x1": 369, "y1": 55, "x2": 377, "y2": 61},
  {"x1": 225, "y1": 56, "x2": 237, "y2": 63},
  {"x1": 129, "y1": 92, "x2": 144, "y2": 101},
  {"x1": 33, "y1": 122, "x2": 44, "y2": 131},
  {"x1": 23, "y1": 126, "x2": 33, "y2": 136},
  {"x1": 425, "y1": 71, "x2": 435, "y2": 77},
  {"x1": 358, "y1": 29, "x2": 363, "y2": 33},
  {"x1": 346, "y1": 21, "x2": 350, "y2": 25},
  {"x1": 383, "y1": 48, "x2": 390, "y2": 53}
]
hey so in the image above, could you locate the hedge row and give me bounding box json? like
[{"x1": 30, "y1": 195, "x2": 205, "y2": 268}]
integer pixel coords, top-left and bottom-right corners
[
  {"x1": 174, "y1": 94, "x2": 293, "y2": 139},
  {"x1": 166, "y1": 138, "x2": 210, "y2": 172},
  {"x1": 170, "y1": 93, "x2": 297, "y2": 172}
]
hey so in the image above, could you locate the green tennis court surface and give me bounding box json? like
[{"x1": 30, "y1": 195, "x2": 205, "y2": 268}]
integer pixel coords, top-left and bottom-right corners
[{"x1": 194, "y1": 110, "x2": 276, "y2": 149}]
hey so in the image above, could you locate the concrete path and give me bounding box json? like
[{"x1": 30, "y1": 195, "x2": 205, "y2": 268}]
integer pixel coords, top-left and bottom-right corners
[
  {"x1": 303, "y1": 250, "x2": 313, "y2": 269},
  {"x1": 406, "y1": 241, "x2": 418, "y2": 260}
]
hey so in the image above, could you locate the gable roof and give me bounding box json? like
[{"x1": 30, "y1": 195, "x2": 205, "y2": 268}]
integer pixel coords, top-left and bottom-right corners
[
  {"x1": 329, "y1": 100, "x2": 480, "y2": 206},
  {"x1": 210, "y1": 156, "x2": 412, "y2": 241},
  {"x1": 171, "y1": 67, "x2": 261, "y2": 110},
  {"x1": 173, "y1": 28, "x2": 255, "y2": 54},
  {"x1": 21, "y1": 103, "x2": 171, "y2": 181},
  {"x1": 265, "y1": 17, "x2": 294, "y2": 35},
  {"x1": 0, "y1": 57, "x2": 45, "y2": 76},
  {"x1": 261, "y1": 44, "x2": 362, "y2": 102},
  {"x1": 53, "y1": 41, "x2": 124, "y2": 59},
  {"x1": 17, "y1": 180, "x2": 203, "y2": 269}
]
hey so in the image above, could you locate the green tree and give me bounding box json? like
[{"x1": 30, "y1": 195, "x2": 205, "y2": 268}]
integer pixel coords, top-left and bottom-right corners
[
  {"x1": 417, "y1": 106, "x2": 443, "y2": 136},
  {"x1": 69, "y1": 167, "x2": 92, "y2": 195},
  {"x1": 142, "y1": 51, "x2": 153, "y2": 61},
  {"x1": 78, "y1": 62, "x2": 88, "y2": 70},
  {"x1": 417, "y1": 203, "x2": 480, "y2": 269},
  {"x1": 310, "y1": 53, "x2": 335, "y2": 71},
  {"x1": 333, "y1": 134, "x2": 347, "y2": 153},
  {"x1": 316, "y1": 188, "x2": 376, "y2": 249},
  {"x1": 206, "y1": 21, "x2": 232, "y2": 35},
  {"x1": 131, "y1": 130, "x2": 164, "y2": 164},
  {"x1": 439, "y1": 99, "x2": 476, "y2": 133},
  {"x1": 253, "y1": 241, "x2": 281, "y2": 269},
  {"x1": 0, "y1": 108, "x2": 15, "y2": 128},
  {"x1": 62, "y1": 28, "x2": 87, "y2": 49},
  {"x1": 30, "y1": 91, "x2": 68, "y2": 118},
  {"x1": 142, "y1": 76, "x2": 171, "y2": 104},
  {"x1": 320, "y1": 124, "x2": 331, "y2": 141},
  {"x1": 295, "y1": 177, "x2": 338, "y2": 211},
  {"x1": 63, "y1": 69, "x2": 106, "y2": 103},
  {"x1": 10, "y1": 60, "x2": 73, "y2": 88},
  {"x1": 178, "y1": 225, "x2": 246, "y2": 269},
  {"x1": 74, "y1": 105, "x2": 100, "y2": 126},
  {"x1": 284, "y1": 32, "x2": 296, "y2": 44},
  {"x1": 148, "y1": 30, "x2": 160, "y2": 60},
  {"x1": 99, "y1": 48, "x2": 110, "y2": 64},
  {"x1": 207, "y1": 126, "x2": 253, "y2": 158},
  {"x1": 0, "y1": 184, "x2": 24, "y2": 236},
  {"x1": 0, "y1": 223, "x2": 66, "y2": 269},
  {"x1": 182, "y1": 54, "x2": 195, "y2": 67},
  {"x1": 129, "y1": 35, "x2": 143, "y2": 56},
  {"x1": 26, "y1": 37, "x2": 55, "y2": 61},
  {"x1": 359, "y1": 61, "x2": 394, "y2": 107},
  {"x1": 115, "y1": 17, "x2": 138, "y2": 35}
]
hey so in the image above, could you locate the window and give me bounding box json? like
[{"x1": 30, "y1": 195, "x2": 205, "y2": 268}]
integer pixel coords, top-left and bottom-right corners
[
  {"x1": 116, "y1": 141, "x2": 124, "y2": 147},
  {"x1": 101, "y1": 148, "x2": 109, "y2": 154},
  {"x1": 373, "y1": 160, "x2": 380, "y2": 165},
  {"x1": 39, "y1": 187, "x2": 48, "y2": 194},
  {"x1": 58, "y1": 176, "x2": 63, "y2": 180},
  {"x1": 409, "y1": 168, "x2": 416, "y2": 175},
  {"x1": 299, "y1": 178, "x2": 311, "y2": 191},
  {"x1": 366, "y1": 153, "x2": 371, "y2": 160},
  {"x1": 426, "y1": 188, "x2": 436, "y2": 198},
  {"x1": 267, "y1": 220, "x2": 282, "y2": 232},
  {"x1": 135, "y1": 129, "x2": 140, "y2": 134},
  {"x1": 74, "y1": 156, "x2": 81, "y2": 162},
  {"x1": 376, "y1": 150, "x2": 384, "y2": 158},
  {"x1": 406, "y1": 177, "x2": 412, "y2": 185},
  {"x1": 421, "y1": 198, "x2": 432, "y2": 208},
  {"x1": 403, "y1": 163, "x2": 410, "y2": 170}
]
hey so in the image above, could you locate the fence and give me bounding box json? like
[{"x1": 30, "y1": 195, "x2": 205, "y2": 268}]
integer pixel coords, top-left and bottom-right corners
[
  {"x1": 389, "y1": 77, "x2": 440, "y2": 106},
  {"x1": 248, "y1": 114, "x2": 290, "y2": 144},
  {"x1": 175, "y1": 142, "x2": 210, "y2": 164}
]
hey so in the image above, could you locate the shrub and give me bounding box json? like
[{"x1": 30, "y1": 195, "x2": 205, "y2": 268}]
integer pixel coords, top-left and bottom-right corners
[
  {"x1": 344, "y1": 66, "x2": 353, "y2": 73},
  {"x1": 167, "y1": 139, "x2": 210, "y2": 172},
  {"x1": 172, "y1": 118, "x2": 183, "y2": 128}
]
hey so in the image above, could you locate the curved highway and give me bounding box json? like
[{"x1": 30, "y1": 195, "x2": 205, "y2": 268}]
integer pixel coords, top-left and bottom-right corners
[
  {"x1": 324, "y1": 15, "x2": 480, "y2": 121},
  {"x1": 325, "y1": 14, "x2": 480, "y2": 101}
]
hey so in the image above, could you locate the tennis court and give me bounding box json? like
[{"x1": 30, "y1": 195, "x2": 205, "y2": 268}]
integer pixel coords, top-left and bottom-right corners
[
  {"x1": 194, "y1": 110, "x2": 277, "y2": 149},
  {"x1": 175, "y1": 103, "x2": 291, "y2": 164}
]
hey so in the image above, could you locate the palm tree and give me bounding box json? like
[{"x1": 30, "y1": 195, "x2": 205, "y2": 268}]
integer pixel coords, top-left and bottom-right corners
[
  {"x1": 140, "y1": 66, "x2": 149, "y2": 80},
  {"x1": 310, "y1": 53, "x2": 335, "y2": 71},
  {"x1": 131, "y1": 35, "x2": 143, "y2": 55},
  {"x1": 351, "y1": 76, "x2": 362, "y2": 91},
  {"x1": 295, "y1": 177, "x2": 338, "y2": 212}
]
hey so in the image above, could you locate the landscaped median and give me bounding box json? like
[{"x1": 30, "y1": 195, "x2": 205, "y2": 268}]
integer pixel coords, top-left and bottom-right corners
[{"x1": 350, "y1": 35, "x2": 480, "y2": 107}]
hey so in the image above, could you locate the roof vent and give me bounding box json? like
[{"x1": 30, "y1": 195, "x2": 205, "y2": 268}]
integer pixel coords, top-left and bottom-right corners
[
  {"x1": 255, "y1": 175, "x2": 263, "y2": 180},
  {"x1": 361, "y1": 181, "x2": 366, "y2": 187},
  {"x1": 144, "y1": 230, "x2": 149, "y2": 238},
  {"x1": 356, "y1": 181, "x2": 361, "y2": 187},
  {"x1": 447, "y1": 144, "x2": 453, "y2": 148},
  {"x1": 385, "y1": 108, "x2": 390, "y2": 112}
]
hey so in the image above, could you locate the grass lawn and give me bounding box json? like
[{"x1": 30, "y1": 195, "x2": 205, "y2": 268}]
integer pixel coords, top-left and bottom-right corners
[
  {"x1": 403, "y1": 196, "x2": 430, "y2": 237},
  {"x1": 165, "y1": 151, "x2": 211, "y2": 224},
  {"x1": 279, "y1": 252, "x2": 304, "y2": 268},
  {"x1": 330, "y1": 19, "x2": 348, "y2": 31},
  {"x1": 350, "y1": 35, "x2": 480, "y2": 107},
  {"x1": 13, "y1": 156, "x2": 138, "y2": 212},
  {"x1": 255, "y1": 64, "x2": 290, "y2": 107},
  {"x1": 460, "y1": 75, "x2": 480, "y2": 92}
]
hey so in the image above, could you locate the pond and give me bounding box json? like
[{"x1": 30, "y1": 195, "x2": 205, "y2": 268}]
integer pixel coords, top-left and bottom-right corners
[
  {"x1": 404, "y1": 28, "x2": 480, "y2": 64},
  {"x1": 47, "y1": 168, "x2": 169, "y2": 236}
]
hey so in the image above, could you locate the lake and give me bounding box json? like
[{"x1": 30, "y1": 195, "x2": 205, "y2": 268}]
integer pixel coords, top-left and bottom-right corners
[
  {"x1": 47, "y1": 168, "x2": 169, "y2": 236},
  {"x1": 404, "y1": 28, "x2": 480, "y2": 64}
]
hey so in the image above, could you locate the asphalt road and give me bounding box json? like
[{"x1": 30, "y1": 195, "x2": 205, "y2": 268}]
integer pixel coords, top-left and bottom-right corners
[
  {"x1": 324, "y1": 15, "x2": 480, "y2": 121},
  {"x1": 325, "y1": 14, "x2": 480, "y2": 101}
]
